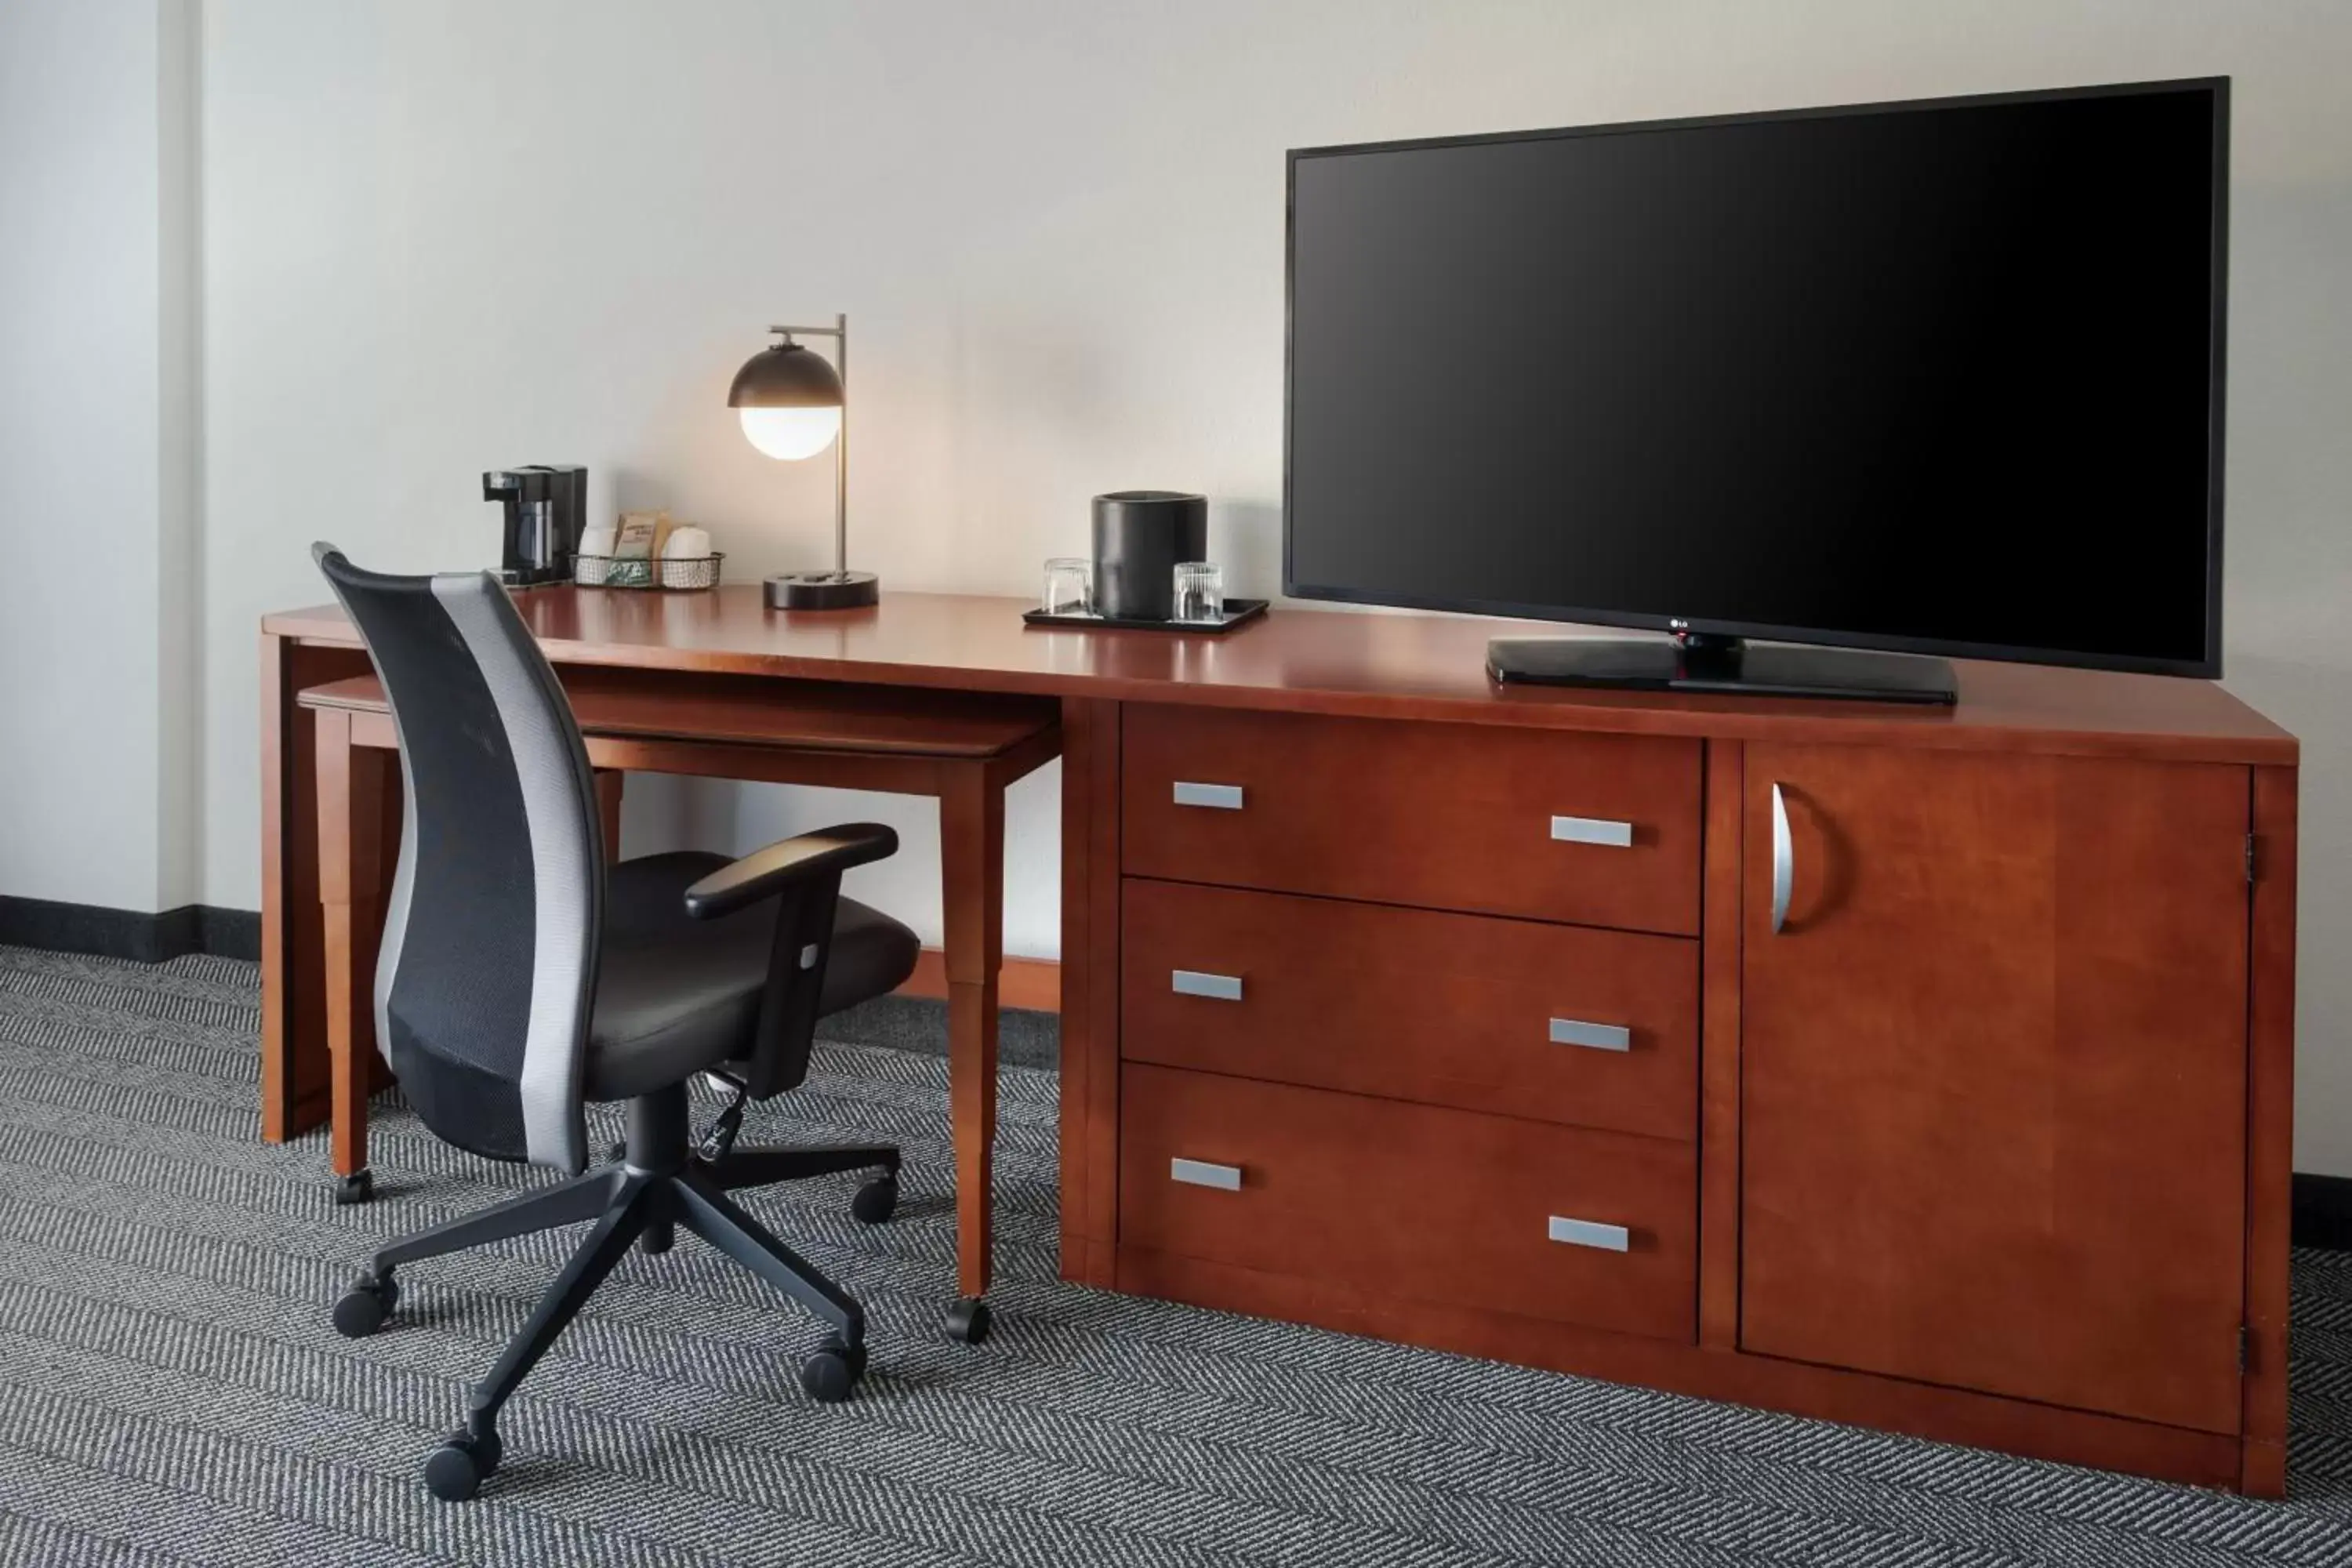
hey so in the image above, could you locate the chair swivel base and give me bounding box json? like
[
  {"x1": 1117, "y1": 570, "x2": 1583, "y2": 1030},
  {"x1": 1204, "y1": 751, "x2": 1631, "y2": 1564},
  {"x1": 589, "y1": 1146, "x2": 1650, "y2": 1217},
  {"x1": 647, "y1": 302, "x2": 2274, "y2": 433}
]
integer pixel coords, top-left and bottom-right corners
[{"x1": 332, "y1": 1085, "x2": 899, "y2": 1501}]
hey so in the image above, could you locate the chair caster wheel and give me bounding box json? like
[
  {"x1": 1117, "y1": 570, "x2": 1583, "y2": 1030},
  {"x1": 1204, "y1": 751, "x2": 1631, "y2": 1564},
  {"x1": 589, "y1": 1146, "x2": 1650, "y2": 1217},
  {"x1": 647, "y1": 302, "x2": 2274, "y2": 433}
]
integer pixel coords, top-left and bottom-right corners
[
  {"x1": 638, "y1": 1218, "x2": 674, "y2": 1255},
  {"x1": 423, "y1": 1428, "x2": 501, "y2": 1502},
  {"x1": 333, "y1": 1170, "x2": 373, "y2": 1206},
  {"x1": 851, "y1": 1173, "x2": 898, "y2": 1225},
  {"x1": 799, "y1": 1339, "x2": 864, "y2": 1403},
  {"x1": 332, "y1": 1272, "x2": 399, "y2": 1338},
  {"x1": 944, "y1": 1297, "x2": 991, "y2": 1345}
]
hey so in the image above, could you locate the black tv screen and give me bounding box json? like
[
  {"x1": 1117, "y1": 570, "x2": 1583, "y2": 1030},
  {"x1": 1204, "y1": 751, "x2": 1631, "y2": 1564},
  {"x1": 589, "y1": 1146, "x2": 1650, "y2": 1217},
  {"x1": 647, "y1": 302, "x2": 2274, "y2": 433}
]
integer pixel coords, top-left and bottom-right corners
[{"x1": 1285, "y1": 81, "x2": 2227, "y2": 676}]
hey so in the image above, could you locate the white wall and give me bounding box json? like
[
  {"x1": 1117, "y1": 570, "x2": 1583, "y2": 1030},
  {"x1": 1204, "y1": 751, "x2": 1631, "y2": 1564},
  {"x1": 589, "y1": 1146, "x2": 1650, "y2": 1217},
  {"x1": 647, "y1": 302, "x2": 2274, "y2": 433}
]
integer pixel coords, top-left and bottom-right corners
[
  {"x1": 183, "y1": 0, "x2": 2352, "y2": 1167},
  {"x1": 0, "y1": 0, "x2": 199, "y2": 914}
]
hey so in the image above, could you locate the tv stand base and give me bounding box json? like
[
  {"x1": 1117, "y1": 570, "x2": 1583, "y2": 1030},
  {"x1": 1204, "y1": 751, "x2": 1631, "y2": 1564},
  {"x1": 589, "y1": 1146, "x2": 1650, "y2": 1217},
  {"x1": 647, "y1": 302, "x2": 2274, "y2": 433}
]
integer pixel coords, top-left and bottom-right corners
[{"x1": 1487, "y1": 634, "x2": 1958, "y2": 705}]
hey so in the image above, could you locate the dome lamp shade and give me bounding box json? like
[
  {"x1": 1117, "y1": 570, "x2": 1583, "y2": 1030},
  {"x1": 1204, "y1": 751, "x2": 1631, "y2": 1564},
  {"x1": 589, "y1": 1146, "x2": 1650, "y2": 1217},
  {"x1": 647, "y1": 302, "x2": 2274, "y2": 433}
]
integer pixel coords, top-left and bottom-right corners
[{"x1": 729, "y1": 338, "x2": 846, "y2": 462}]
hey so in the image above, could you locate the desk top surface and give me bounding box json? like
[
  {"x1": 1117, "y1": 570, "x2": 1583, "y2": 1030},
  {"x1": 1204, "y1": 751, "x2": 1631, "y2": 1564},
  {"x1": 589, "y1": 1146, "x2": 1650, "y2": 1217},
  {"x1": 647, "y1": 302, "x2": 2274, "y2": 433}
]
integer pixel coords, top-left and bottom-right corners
[{"x1": 264, "y1": 586, "x2": 2296, "y2": 765}]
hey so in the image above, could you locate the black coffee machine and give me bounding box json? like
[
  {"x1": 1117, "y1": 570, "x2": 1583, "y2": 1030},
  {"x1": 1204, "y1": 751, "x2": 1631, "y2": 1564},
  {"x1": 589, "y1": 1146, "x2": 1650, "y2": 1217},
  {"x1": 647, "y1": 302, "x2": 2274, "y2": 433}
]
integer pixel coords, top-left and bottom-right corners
[{"x1": 482, "y1": 465, "x2": 586, "y2": 586}]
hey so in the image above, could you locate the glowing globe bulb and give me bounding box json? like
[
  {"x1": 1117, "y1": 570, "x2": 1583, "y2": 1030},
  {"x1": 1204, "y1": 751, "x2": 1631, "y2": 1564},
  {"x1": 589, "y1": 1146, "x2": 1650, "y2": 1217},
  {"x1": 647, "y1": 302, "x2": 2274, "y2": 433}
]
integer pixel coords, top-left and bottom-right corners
[{"x1": 739, "y1": 405, "x2": 841, "y2": 461}]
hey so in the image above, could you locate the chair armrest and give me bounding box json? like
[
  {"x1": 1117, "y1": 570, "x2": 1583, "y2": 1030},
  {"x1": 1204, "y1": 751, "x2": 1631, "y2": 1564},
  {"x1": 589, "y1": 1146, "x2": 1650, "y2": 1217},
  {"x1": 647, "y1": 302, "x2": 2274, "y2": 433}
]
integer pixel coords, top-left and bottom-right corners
[{"x1": 683, "y1": 823, "x2": 899, "y2": 920}]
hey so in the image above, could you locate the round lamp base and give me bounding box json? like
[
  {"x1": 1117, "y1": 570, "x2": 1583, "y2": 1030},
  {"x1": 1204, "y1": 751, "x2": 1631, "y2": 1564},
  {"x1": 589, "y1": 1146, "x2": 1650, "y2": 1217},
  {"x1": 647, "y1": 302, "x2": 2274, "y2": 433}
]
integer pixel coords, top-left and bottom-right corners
[{"x1": 764, "y1": 571, "x2": 880, "y2": 611}]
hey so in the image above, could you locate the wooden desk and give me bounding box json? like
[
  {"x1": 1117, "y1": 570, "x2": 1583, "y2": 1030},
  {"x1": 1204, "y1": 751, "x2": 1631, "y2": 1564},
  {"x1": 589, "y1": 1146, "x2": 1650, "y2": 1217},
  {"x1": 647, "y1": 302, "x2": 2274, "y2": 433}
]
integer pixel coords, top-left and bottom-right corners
[{"x1": 260, "y1": 586, "x2": 2299, "y2": 1490}]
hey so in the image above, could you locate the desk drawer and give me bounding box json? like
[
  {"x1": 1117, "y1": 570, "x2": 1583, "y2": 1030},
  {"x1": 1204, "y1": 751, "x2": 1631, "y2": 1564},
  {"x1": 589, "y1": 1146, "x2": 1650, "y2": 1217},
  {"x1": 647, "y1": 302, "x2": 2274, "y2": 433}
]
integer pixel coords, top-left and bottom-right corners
[
  {"x1": 1122, "y1": 706, "x2": 1701, "y2": 935},
  {"x1": 1120, "y1": 1064, "x2": 1695, "y2": 1341},
  {"x1": 1123, "y1": 879, "x2": 1697, "y2": 1141}
]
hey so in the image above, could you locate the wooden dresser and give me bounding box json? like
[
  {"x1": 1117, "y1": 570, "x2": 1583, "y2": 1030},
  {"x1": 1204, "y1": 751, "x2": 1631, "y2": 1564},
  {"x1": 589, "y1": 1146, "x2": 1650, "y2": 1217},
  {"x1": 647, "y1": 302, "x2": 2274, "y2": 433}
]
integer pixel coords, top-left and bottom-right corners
[
  {"x1": 258, "y1": 587, "x2": 2298, "y2": 1495},
  {"x1": 1056, "y1": 645, "x2": 2298, "y2": 1496}
]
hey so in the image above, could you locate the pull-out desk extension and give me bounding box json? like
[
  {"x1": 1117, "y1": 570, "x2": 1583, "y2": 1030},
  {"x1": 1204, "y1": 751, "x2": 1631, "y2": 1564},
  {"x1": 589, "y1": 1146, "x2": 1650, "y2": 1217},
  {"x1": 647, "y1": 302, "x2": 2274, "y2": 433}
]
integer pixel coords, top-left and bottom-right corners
[{"x1": 278, "y1": 648, "x2": 1058, "y2": 1325}]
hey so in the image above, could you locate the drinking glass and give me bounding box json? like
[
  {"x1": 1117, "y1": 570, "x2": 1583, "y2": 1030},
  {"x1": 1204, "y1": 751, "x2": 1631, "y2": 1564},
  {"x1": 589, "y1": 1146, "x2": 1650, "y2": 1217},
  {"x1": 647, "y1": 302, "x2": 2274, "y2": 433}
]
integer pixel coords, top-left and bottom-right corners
[
  {"x1": 1043, "y1": 557, "x2": 1094, "y2": 618},
  {"x1": 1172, "y1": 561, "x2": 1223, "y2": 623}
]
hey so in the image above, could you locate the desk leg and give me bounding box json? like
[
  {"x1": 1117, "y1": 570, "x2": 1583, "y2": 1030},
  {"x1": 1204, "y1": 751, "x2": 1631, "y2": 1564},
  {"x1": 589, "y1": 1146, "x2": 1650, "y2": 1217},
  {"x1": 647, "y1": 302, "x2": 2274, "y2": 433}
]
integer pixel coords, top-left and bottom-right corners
[
  {"x1": 260, "y1": 633, "x2": 299, "y2": 1139},
  {"x1": 938, "y1": 764, "x2": 1005, "y2": 1342},
  {"x1": 1057, "y1": 697, "x2": 1121, "y2": 1287},
  {"x1": 316, "y1": 710, "x2": 391, "y2": 1204},
  {"x1": 593, "y1": 770, "x2": 624, "y2": 862},
  {"x1": 260, "y1": 633, "x2": 372, "y2": 1144}
]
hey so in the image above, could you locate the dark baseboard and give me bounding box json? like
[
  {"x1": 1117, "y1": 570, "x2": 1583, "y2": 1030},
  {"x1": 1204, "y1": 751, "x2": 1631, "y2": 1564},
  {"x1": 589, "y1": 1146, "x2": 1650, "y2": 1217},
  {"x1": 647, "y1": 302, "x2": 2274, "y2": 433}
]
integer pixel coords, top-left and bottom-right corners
[
  {"x1": 196, "y1": 906, "x2": 262, "y2": 961},
  {"x1": 2294, "y1": 1173, "x2": 2352, "y2": 1252},
  {"x1": 0, "y1": 896, "x2": 260, "y2": 964},
  {"x1": 822, "y1": 993, "x2": 1059, "y2": 1070}
]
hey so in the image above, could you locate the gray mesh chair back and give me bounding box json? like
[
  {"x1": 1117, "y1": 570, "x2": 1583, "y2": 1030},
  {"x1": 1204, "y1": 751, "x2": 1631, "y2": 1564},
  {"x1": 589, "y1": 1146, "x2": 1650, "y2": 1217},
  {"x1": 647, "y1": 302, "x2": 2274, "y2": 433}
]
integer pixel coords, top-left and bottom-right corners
[{"x1": 314, "y1": 544, "x2": 601, "y2": 1172}]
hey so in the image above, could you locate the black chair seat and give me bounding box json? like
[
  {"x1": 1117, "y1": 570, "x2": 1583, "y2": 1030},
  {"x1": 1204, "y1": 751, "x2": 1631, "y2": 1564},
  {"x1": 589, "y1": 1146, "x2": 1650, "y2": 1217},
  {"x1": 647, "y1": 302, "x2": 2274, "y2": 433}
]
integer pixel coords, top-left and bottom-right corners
[{"x1": 584, "y1": 852, "x2": 920, "y2": 1102}]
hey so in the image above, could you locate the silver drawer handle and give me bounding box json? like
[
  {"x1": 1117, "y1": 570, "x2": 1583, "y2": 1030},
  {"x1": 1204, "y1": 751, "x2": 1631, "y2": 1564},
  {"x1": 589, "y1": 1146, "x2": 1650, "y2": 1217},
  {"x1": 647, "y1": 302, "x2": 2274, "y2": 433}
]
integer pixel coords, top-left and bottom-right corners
[
  {"x1": 1174, "y1": 781, "x2": 1244, "y2": 810},
  {"x1": 1550, "y1": 815, "x2": 1634, "y2": 848},
  {"x1": 1171, "y1": 969, "x2": 1243, "y2": 1001},
  {"x1": 1548, "y1": 1215, "x2": 1631, "y2": 1251},
  {"x1": 1171, "y1": 1157, "x2": 1243, "y2": 1191},
  {"x1": 1770, "y1": 782, "x2": 1792, "y2": 935},
  {"x1": 1548, "y1": 1017, "x2": 1632, "y2": 1052}
]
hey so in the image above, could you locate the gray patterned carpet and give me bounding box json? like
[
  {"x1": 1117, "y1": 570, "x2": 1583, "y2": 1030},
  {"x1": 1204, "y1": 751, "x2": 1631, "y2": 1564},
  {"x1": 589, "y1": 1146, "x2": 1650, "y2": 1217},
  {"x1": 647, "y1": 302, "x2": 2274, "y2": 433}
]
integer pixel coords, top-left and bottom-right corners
[{"x1": 2, "y1": 946, "x2": 2350, "y2": 1566}]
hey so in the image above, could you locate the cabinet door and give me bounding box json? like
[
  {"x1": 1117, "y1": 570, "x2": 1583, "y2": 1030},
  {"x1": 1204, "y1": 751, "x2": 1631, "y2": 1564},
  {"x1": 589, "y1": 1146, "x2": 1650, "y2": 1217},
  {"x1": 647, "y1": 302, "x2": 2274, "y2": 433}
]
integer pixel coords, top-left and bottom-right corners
[{"x1": 1739, "y1": 744, "x2": 2250, "y2": 1432}]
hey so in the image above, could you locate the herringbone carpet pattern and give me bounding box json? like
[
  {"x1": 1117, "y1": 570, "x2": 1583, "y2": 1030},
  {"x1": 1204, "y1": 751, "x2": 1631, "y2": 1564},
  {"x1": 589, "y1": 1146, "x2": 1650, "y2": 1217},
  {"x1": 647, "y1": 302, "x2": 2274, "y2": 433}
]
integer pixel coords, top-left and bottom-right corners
[{"x1": 1, "y1": 943, "x2": 2350, "y2": 1566}]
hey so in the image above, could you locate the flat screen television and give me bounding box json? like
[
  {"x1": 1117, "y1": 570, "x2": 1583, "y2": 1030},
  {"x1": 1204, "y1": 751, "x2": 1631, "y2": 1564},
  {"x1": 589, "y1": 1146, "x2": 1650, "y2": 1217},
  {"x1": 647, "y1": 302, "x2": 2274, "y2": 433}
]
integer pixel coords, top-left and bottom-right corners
[{"x1": 1284, "y1": 80, "x2": 2229, "y2": 702}]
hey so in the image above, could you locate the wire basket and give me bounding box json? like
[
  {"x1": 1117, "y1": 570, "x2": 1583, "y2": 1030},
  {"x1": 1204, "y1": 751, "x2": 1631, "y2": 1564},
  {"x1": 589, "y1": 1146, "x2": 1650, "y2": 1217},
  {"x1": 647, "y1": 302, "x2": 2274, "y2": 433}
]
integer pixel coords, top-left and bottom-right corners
[{"x1": 573, "y1": 553, "x2": 725, "y2": 591}]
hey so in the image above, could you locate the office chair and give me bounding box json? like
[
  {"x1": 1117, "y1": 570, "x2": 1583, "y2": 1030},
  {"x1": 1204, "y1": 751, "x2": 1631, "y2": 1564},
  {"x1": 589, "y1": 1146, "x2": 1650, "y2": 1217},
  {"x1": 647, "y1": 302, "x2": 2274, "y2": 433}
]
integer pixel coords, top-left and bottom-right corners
[{"x1": 312, "y1": 545, "x2": 920, "y2": 1501}]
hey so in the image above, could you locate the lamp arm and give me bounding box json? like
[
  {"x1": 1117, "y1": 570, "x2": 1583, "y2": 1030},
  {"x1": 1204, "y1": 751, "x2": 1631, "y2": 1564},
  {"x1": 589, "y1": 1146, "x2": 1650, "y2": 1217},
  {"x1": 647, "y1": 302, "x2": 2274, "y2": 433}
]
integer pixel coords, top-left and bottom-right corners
[
  {"x1": 834, "y1": 312, "x2": 848, "y2": 579},
  {"x1": 761, "y1": 320, "x2": 850, "y2": 579},
  {"x1": 754, "y1": 317, "x2": 851, "y2": 583}
]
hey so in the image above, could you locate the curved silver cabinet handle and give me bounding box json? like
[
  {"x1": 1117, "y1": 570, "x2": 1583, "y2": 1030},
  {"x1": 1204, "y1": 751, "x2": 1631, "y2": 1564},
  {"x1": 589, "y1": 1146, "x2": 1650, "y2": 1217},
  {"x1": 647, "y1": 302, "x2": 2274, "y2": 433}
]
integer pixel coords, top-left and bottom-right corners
[{"x1": 1769, "y1": 782, "x2": 1793, "y2": 935}]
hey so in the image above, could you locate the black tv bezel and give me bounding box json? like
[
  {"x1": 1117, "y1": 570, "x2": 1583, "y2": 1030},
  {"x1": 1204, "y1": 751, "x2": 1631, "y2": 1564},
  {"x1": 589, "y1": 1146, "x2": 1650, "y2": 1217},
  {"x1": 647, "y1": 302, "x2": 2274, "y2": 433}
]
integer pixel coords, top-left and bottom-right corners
[{"x1": 1282, "y1": 78, "x2": 2231, "y2": 681}]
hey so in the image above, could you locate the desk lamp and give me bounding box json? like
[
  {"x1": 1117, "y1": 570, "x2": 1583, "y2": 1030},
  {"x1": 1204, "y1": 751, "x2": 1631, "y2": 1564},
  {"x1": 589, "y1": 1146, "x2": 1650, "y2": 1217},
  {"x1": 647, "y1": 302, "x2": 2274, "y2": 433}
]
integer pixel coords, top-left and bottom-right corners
[{"x1": 729, "y1": 314, "x2": 878, "y2": 609}]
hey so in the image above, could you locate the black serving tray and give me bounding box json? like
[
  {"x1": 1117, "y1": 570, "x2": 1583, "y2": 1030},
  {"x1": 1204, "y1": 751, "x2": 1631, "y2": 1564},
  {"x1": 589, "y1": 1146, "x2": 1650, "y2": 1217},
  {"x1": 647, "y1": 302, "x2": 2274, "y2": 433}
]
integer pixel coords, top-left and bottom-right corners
[{"x1": 1022, "y1": 598, "x2": 1268, "y2": 633}]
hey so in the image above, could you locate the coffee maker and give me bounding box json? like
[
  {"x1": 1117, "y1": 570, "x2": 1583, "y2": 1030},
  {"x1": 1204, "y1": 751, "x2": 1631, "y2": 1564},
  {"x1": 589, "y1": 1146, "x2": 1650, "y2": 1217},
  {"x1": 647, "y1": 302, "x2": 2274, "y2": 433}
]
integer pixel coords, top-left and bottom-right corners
[{"x1": 482, "y1": 465, "x2": 587, "y2": 586}]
